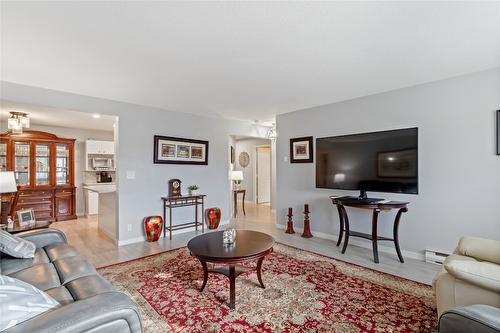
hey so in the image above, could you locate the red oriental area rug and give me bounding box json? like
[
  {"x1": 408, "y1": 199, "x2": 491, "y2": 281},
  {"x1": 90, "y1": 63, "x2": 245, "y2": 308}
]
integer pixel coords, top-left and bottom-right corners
[{"x1": 97, "y1": 243, "x2": 437, "y2": 332}]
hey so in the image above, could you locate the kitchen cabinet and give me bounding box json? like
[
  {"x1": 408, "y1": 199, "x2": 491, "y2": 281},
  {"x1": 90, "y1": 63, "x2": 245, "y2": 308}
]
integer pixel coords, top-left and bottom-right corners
[
  {"x1": 0, "y1": 130, "x2": 76, "y2": 222},
  {"x1": 86, "y1": 140, "x2": 114, "y2": 155}
]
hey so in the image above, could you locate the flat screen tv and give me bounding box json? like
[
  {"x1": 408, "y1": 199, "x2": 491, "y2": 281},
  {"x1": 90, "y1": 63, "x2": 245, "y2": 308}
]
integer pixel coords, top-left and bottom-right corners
[{"x1": 316, "y1": 128, "x2": 418, "y2": 197}]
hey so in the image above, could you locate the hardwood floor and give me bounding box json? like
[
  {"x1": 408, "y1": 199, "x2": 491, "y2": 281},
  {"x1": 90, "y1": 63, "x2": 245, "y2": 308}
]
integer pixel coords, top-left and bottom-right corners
[{"x1": 50, "y1": 201, "x2": 440, "y2": 284}]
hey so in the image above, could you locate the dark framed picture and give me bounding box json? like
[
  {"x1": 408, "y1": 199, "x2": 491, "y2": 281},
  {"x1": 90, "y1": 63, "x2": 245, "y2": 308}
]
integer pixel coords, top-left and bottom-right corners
[
  {"x1": 377, "y1": 149, "x2": 417, "y2": 178},
  {"x1": 230, "y1": 146, "x2": 235, "y2": 164},
  {"x1": 154, "y1": 136, "x2": 209, "y2": 165},
  {"x1": 290, "y1": 136, "x2": 313, "y2": 163},
  {"x1": 497, "y1": 110, "x2": 500, "y2": 155}
]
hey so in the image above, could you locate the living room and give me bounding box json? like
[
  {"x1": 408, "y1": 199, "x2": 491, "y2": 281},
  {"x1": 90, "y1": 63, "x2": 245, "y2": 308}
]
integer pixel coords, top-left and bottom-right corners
[{"x1": 1, "y1": 1, "x2": 499, "y2": 333}]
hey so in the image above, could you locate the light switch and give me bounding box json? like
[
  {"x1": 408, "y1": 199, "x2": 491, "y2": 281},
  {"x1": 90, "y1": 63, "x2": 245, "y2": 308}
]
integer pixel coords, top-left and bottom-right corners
[{"x1": 126, "y1": 170, "x2": 136, "y2": 179}]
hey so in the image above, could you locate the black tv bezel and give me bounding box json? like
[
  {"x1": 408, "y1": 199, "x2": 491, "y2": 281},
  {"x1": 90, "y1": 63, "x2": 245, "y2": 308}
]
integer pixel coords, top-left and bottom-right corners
[{"x1": 315, "y1": 127, "x2": 419, "y2": 195}]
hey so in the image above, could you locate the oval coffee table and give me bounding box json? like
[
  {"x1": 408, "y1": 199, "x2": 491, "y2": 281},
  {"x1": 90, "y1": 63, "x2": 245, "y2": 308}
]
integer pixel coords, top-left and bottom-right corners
[{"x1": 187, "y1": 230, "x2": 274, "y2": 309}]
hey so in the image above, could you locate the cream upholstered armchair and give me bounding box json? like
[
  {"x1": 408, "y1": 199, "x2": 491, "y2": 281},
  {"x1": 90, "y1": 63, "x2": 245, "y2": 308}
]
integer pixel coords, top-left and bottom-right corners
[{"x1": 433, "y1": 236, "x2": 500, "y2": 317}]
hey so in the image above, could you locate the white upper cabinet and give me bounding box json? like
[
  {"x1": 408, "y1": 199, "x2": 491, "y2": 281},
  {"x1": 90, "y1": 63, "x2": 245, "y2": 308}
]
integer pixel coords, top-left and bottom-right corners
[{"x1": 86, "y1": 140, "x2": 115, "y2": 155}]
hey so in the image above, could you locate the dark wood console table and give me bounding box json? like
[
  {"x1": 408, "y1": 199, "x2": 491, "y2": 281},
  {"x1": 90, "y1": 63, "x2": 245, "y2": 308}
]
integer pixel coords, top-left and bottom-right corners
[
  {"x1": 161, "y1": 195, "x2": 205, "y2": 240},
  {"x1": 330, "y1": 196, "x2": 408, "y2": 263},
  {"x1": 232, "y1": 189, "x2": 246, "y2": 218}
]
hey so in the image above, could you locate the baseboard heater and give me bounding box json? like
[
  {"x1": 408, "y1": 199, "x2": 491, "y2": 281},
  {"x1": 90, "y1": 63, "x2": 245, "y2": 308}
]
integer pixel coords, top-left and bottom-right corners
[{"x1": 424, "y1": 249, "x2": 450, "y2": 265}]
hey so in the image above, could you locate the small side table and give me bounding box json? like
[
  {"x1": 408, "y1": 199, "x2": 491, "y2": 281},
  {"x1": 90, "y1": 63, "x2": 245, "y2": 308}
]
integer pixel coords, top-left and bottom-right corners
[
  {"x1": 3, "y1": 220, "x2": 52, "y2": 234},
  {"x1": 233, "y1": 189, "x2": 246, "y2": 218}
]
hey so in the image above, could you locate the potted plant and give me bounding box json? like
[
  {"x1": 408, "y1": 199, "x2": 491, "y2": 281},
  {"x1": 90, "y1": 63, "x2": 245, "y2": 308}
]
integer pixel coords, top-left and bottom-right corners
[{"x1": 188, "y1": 185, "x2": 199, "y2": 196}]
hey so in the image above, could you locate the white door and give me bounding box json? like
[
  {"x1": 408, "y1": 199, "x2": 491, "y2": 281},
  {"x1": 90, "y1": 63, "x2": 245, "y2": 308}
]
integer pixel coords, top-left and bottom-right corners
[{"x1": 256, "y1": 146, "x2": 271, "y2": 203}]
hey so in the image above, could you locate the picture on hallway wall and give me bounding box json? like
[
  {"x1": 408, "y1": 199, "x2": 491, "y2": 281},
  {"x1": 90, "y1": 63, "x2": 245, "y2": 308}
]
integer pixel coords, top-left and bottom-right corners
[
  {"x1": 154, "y1": 135, "x2": 209, "y2": 165},
  {"x1": 497, "y1": 110, "x2": 500, "y2": 155},
  {"x1": 290, "y1": 136, "x2": 313, "y2": 163}
]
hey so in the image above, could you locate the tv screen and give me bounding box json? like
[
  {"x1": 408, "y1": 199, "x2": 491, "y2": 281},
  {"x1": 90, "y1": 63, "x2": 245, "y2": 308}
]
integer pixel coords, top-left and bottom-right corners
[{"x1": 316, "y1": 128, "x2": 418, "y2": 195}]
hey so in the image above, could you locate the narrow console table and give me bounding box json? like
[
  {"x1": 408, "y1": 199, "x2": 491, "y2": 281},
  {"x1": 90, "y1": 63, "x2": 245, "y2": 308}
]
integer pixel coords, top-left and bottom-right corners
[
  {"x1": 330, "y1": 196, "x2": 408, "y2": 263},
  {"x1": 161, "y1": 195, "x2": 205, "y2": 240}
]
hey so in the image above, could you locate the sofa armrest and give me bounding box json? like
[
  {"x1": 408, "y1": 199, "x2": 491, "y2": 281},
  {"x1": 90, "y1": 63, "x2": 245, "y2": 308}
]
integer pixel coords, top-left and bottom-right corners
[
  {"x1": 439, "y1": 304, "x2": 500, "y2": 333},
  {"x1": 458, "y1": 237, "x2": 500, "y2": 265},
  {"x1": 15, "y1": 229, "x2": 67, "y2": 248},
  {"x1": 4, "y1": 291, "x2": 143, "y2": 333}
]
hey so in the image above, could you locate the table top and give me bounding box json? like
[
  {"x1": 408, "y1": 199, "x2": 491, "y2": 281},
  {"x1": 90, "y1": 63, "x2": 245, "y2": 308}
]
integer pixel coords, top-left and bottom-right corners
[
  {"x1": 187, "y1": 230, "x2": 274, "y2": 262},
  {"x1": 1, "y1": 220, "x2": 52, "y2": 234},
  {"x1": 330, "y1": 196, "x2": 409, "y2": 209},
  {"x1": 161, "y1": 194, "x2": 206, "y2": 200}
]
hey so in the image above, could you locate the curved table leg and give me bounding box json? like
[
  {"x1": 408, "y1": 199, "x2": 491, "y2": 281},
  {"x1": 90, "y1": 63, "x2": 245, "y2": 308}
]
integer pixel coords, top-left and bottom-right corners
[
  {"x1": 341, "y1": 206, "x2": 350, "y2": 254},
  {"x1": 372, "y1": 209, "x2": 380, "y2": 263},
  {"x1": 336, "y1": 205, "x2": 344, "y2": 246},
  {"x1": 242, "y1": 191, "x2": 246, "y2": 216},
  {"x1": 229, "y1": 264, "x2": 236, "y2": 309},
  {"x1": 256, "y1": 257, "x2": 265, "y2": 288},
  {"x1": 393, "y1": 208, "x2": 407, "y2": 263},
  {"x1": 199, "y1": 260, "x2": 209, "y2": 292}
]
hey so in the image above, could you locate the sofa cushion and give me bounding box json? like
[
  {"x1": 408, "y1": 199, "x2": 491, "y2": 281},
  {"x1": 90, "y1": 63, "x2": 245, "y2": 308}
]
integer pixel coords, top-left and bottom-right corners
[
  {"x1": 444, "y1": 255, "x2": 500, "y2": 293},
  {"x1": 44, "y1": 243, "x2": 79, "y2": 262},
  {"x1": 458, "y1": 237, "x2": 500, "y2": 265},
  {"x1": 45, "y1": 286, "x2": 75, "y2": 306},
  {"x1": 53, "y1": 257, "x2": 97, "y2": 284},
  {"x1": 65, "y1": 275, "x2": 115, "y2": 301},
  {"x1": 0, "y1": 275, "x2": 59, "y2": 331},
  {"x1": 1, "y1": 248, "x2": 50, "y2": 276},
  {"x1": 9, "y1": 263, "x2": 61, "y2": 292},
  {"x1": 0, "y1": 230, "x2": 36, "y2": 259}
]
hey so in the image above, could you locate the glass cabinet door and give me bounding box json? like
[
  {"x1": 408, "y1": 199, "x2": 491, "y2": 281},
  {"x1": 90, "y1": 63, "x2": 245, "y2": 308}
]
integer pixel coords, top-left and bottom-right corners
[
  {"x1": 56, "y1": 144, "x2": 70, "y2": 185},
  {"x1": 14, "y1": 142, "x2": 30, "y2": 186},
  {"x1": 0, "y1": 142, "x2": 7, "y2": 172},
  {"x1": 35, "y1": 143, "x2": 51, "y2": 186}
]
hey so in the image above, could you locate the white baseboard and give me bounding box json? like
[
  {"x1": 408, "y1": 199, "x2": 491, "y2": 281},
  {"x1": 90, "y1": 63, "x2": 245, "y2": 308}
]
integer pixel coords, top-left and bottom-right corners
[
  {"x1": 276, "y1": 223, "x2": 424, "y2": 261},
  {"x1": 117, "y1": 219, "x2": 230, "y2": 247}
]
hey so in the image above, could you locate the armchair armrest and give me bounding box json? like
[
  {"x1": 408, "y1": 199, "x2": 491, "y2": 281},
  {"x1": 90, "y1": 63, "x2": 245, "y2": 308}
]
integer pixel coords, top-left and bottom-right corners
[
  {"x1": 15, "y1": 229, "x2": 67, "y2": 248},
  {"x1": 444, "y1": 258, "x2": 500, "y2": 293},
  {"x1": 439, "y1": 304, "x2": 500, "y2": 333},
  {"x1": 458, "y1": 237, "x2": 500, "y2": 265},
  {"x1": 4, "y1": 291, "x2": 143, "y2": 333}
]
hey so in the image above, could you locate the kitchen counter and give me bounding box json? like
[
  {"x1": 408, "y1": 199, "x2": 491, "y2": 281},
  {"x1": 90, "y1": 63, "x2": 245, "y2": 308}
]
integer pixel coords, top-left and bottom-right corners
[
  {"x1": 82, "y1": 183, "x2": 117, "y2": 241},
  {"x1": 82, "y1": 184, "x2": 116, "y2": 194}
]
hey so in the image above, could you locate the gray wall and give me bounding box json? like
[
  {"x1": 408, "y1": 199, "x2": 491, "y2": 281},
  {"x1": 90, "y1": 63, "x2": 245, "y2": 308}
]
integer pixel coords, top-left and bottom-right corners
[
  {"x1": 234, "y1": 137, "x2": 271, "y2": 202},
  {"x1": 276, "y1": 68, "x2": 500, "y2": 256},
  {"x1": 1, "y1": 81, "x2": 269, "y2": 244}
]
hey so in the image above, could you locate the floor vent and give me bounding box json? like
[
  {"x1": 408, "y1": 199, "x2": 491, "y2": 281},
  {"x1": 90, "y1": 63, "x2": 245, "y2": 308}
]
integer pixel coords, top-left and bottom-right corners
[{"x1": 424, "y1": 249, "x2": 449, "y2": 265}]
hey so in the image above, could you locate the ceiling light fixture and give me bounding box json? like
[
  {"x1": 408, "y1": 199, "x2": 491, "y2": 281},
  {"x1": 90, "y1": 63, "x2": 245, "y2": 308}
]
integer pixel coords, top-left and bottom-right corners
[
  {"x1": 7, "y1": 112, "x2": 30, "y2": 134},
  {"x1": 267, "y1": 123, "x2": 277, "y2": 141},
  {"x1": 92, "y1": 114, "x2": 101, "y2": 119}
]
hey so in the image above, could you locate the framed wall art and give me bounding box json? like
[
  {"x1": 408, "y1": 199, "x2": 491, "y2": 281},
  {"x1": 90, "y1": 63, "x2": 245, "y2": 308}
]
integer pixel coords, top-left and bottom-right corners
[
  {"x1": 290, "y1": 136, "x2": 313, "y2": 163},
  {"x1": 154, "y1": 135, "x2": 209, "y2": 165},
  {"x1": 497, "y1": 110, "x2": 500, "y2": 155}
]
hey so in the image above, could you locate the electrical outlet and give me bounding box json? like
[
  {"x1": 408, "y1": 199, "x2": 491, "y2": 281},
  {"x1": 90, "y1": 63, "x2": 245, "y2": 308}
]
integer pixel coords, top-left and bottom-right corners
[{"x1": 127, "y1": 224, "x2": 132, "y2": 232}]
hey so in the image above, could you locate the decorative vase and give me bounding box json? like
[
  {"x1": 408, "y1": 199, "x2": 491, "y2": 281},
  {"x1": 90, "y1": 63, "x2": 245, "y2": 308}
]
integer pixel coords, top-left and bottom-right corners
[
  {"x1": 205, "y1": 207, "x2": 221, "y2": 229},
  {"x1": 144, "y1": 216, "x2": 163, "y2": 242},
  {"x1": 189, "y1": 189, "x2": 199, "y2": 196}
]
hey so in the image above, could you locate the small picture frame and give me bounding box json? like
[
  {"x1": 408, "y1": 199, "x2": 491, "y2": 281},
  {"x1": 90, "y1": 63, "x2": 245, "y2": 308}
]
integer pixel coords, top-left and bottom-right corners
[
  {"x1": 17, "y1": 208, "x2": 35, "y2": 227},
  {"x1": 290, "y1": 136, "x2": 313, "y2": 163},
  {"x1": 496, "y1": 110, "x2": 500, "y2": 155}
]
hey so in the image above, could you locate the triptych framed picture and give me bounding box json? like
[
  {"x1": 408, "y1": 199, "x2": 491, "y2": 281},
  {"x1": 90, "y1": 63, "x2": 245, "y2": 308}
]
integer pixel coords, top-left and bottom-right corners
[{"x1": 154, "y1": 135, "x2": 209, "y2": 165}]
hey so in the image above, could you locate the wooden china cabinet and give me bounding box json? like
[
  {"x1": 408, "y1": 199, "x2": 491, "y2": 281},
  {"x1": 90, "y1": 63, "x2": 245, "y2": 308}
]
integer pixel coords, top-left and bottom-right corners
[{"x1": 0, "y1": 130, "x2": 77, "y2": 222}]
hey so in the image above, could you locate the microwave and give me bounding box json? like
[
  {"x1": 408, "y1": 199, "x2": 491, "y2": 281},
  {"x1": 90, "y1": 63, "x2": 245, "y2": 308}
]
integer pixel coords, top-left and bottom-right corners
[{"x1": 91, "y1": 157, "x2": 114, "y2": 170}]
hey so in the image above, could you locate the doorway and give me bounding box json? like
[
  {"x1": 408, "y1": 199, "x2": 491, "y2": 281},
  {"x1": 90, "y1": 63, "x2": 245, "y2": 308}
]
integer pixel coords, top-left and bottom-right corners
[{"x1": 256, "y1": 145, "x2": 271, "y2": 204}]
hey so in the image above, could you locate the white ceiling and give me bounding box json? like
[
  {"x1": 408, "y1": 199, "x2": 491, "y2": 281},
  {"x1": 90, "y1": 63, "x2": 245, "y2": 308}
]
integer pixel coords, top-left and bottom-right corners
[
  {"x1": 0, "y1": 100, "x2": 116, "y2": 131},
  {"x1": 1, "y1": 1, "x2": 499, "y2": 121}
]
